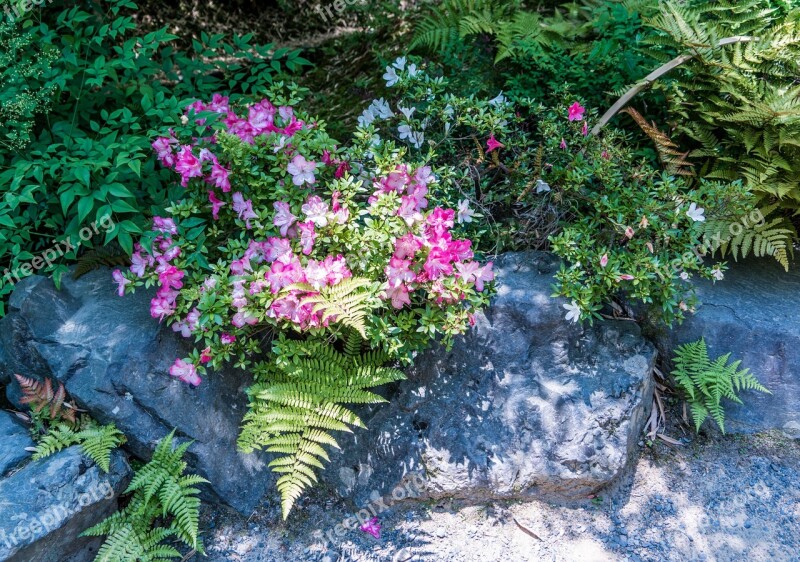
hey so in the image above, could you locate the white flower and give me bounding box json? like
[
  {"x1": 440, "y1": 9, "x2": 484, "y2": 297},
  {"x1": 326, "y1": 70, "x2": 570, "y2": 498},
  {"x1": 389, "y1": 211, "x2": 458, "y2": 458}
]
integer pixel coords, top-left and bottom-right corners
[
  {"x1": 410, "y1": 131, "x2": 425, "y2": 149},
  {"x1": 680, "y1": 271, "x2": 690, "y2": 280},
  {"x1": 287, "y1": 154, "x2": 317, "y2": 186},
  {"x1": 711, "y1": 268, "x2": 724, "y2": 281},
  {"x1": 488, "y1": 92, "x2": 507, "y2": 107},
  {"x1": 358, "y1": 107, "x2": 376, "y2": 128},
  {"x1": 371, "y1": 98, "x2": 394, "y2": 119},
  {"x1": 398, "y1": 124, "x2": 414, "y2": 141},
  {"x1": 399, "y1": 105, "x2": 416, "y2": 120},
  {"x1": 392, "y1": 56, "x2": 407, "y2": 71},
  {"x1": 686, "y1": 202, "x2": 706, "y2": 222},
  {"x1": 443, "y1": 104, "x2": 454, "y2": 117},
  {"x1": 273, "y1": 135, "x2": 287, "y2": 153},
  {"x1": 370, "y1": 134, "x2": 381, "y2": 147},
  {"x1": 407, "y1": 63, "x2": 418, "y2": 77},
  {"x1": 457, "y1": 199, "x2": 475, "y2": 224},
  {"x1": 383, "y1": 66, "x2": 400, "y2": 87},
  {"x1": 535, "y1": 179, "x2": 551, "y2": 194},
  {"x1": 563, "y1": 301, "x2": 582, "y2": 324}
]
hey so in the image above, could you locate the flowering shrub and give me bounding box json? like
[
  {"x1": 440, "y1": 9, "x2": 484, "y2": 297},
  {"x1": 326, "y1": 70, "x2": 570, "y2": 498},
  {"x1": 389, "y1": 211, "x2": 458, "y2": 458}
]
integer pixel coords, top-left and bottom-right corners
[
  {"x1": 353, "y1": 58, "x2": 753, "y2": 325},
  {"x1": 114, "y1": 87, "x2": 492, "y2": 515}
]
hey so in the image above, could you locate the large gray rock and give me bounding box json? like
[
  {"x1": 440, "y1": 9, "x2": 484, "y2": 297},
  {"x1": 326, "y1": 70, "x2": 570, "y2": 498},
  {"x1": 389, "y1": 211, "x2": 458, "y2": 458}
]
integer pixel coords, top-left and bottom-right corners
[
  {"x1": 0, "y1": 446, "x2": 130, "y2": 562},
  {"x1": 0, "y1": 411, "x2": 34, "y2": 477},
  {"x1": 653, "y1": 257, "x2": 800, "y2": 436},
  {"x1": 324, "y1": 252, "x2": 656, "y2": 507},
  {"x1": 0, "y1": 269, "x2": 272, "y2": 514}
]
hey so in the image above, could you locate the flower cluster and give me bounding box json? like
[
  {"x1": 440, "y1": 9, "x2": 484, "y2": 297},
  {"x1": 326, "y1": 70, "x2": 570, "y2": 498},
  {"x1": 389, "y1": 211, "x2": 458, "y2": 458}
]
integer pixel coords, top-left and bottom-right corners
[{"x1": 115, "y1": 91, "x2": 492, "y2": 386}]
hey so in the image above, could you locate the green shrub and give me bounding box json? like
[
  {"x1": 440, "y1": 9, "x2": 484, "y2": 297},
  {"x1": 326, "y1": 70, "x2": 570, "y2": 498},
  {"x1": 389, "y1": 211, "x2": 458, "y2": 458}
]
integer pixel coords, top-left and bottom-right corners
[
  {"x1": 0, "y1": 0, "x2": 308, "y2": 313},
  {"x1": 353, "y1": 59, "x2": 752, "y2": 324},
  {"x1": 672, "y1": 338, "x2": 770, "y2": 433}
]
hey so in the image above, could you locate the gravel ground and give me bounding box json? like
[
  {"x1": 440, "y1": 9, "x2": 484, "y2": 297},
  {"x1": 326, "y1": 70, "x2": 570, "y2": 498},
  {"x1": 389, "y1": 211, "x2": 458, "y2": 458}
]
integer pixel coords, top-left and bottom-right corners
[{"x1": 197, "y1": 430, "x2": 800, "y2": 562}]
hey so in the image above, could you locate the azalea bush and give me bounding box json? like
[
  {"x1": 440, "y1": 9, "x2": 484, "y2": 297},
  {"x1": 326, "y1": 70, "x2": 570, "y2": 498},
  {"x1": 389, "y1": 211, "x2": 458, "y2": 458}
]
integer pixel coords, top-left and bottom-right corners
[
  {"x1": 113, "y1": 88, "x2": 493, "y2": 514},
  {"x1": 352, "y1": 58, "x2": 753, "y2": 325}
]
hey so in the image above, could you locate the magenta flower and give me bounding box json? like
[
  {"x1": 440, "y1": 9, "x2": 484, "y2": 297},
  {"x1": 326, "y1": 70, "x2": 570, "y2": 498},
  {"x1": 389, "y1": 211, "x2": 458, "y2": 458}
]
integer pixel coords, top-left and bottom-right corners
[
  {"x1": 287, "y1": 154, "x2": 317, "y2": 186},
  {"x1": 582, "y1": 121, "x2": 589, "y2": 136},
  {"x1": 322, "y1": 255, "x2": 352, "y2": 286},
  {"x1": 264, "y1": 237, "x2": 292, "y2": 262},
  {"x1": 112, "y1": 269, "x2": 130, "y2": 296},
  {"x1": 152, "y1": 136, "x2": 177, "y2": 167},
  {"x1": 169, "y1": 359, "x2": 201, "y2": 386},
  {"x1": 473, "y1": 262, "x2": 495, "y2": 292},
  {"x1": 568, "y1": 102, "x2": 585, "y2": 122},
  {"x1": 232, "y1": 192, "x2": 258, "y2": 228},
  {"x1": 152, "y1": 217, "x2": 178, "y2": 236},
  {"x1": 359, "y1": 517, "x2": 381, "y2": 540},
  {"x1": 560, "y1": 138, "x2": 567, "y2": 150},
  {"x1": 273, "y1": 201, "x2": 297, "y2": 237},
  {"x1": 208, "y1": 190, "x2": 225, "y2": 220},
  {"x1": 248, "y1": 99, "x2": 276, "y2": 133},
  {"x1": 334, "y1": 161, "x2": 351, "y2": 179},
  {"x1": 208, "y1": 160, "x2": 231, "y2": 192},
  {"x1": 619, "y1": 274, "x2": 634, "y2": 281},
  {"x1": 174, "y1": 146, "x2": 203, "y2": 186},
  {"x1": 158, "y1": 266, "x2": 185, "y2": 291},
  {"x1": 600, "y1": 254, "x2": 609, "y2": 268},
  {"x1": 267, "y1": 254, "x2": 306, "y2": 293},
  {"x1": 298, "y1": 221, "x2": 317, "y2": 256},
  {"x1": 394, "y1": 233, "x2": 422, "y2": 259},
  {"x1": 486, "y1": 133, "x2": 504, "y2": 153},
  {"x1": 385, "y1": 257, "x2": 416, "y2": 288},
  {"x1": 200, "y1": 347, "x2": 212, "y2": 364},
  {"x1": 130, "y1": 250, "x2": 151, "y2": 278},
  {"x1": 232, "y1": 311, "x2": 258, "y2": 328},
  {"x1": 301, "y1": 195, "x2": 330, "y2": 227},
  {"x1": 424, "y1": 248, "x2": 454, "y2": 279},
  {"x1": 220, "y1": 333, "x2": 237, "y2": 345}
]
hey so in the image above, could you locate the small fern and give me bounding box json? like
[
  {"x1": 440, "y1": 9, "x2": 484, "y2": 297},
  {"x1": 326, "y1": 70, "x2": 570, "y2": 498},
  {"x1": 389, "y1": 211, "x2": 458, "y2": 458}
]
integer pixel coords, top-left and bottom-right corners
[
  {"x1": 621, "y1": 107, "x2": 695, "y2": 177},
  {"x1": 239, "y1": 331, "x2": 405, "y2": 519},
  {"x1": 672, "y1": 338, "x2": 770, "y2": 433},
  {"x1": 285, "y1": 276, "x2": 377, "y2": 339},
  {"x1": 32, "y1": 416, "x2": 125, "y2": 473},
  {"x1": 82, "y1": 430, "x2": 207, "y2": 561},
  {"x1": 15, "y1": 373, "x2": 77, "y2": 425},
  {"x1": 698, "y1": 204, "x2": 794, "y2": 271}
]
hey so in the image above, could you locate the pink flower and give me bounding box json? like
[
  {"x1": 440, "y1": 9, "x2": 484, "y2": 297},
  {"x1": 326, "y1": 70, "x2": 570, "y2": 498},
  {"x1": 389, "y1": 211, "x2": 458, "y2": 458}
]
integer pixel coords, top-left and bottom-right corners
[
  {"x1": 301, "y1": 195, "x2": 329, "y2": 227},
  {"x1": 298, "y1": 221, "x2": 316, "y2": 256},
  {"x1": 455, "y1": 261, "x2": 480, "y2": 284},
  {"x1": 447, "y1": 239, "x2": 473, "y2": 262},
  {"x1": 152, "y1": 136, "x2": 177, "y2": 167},
  {"x1": 208, "y1": 190, "x2": 225, "y2": 220},
  {"x1": 169, "y1": 359, "x2": 201, "y2": 386},
  {"x1": 582, "y1": 121, "x2": 589, "y2": 136},
  {"x1": 158, "y1": 266, "x2": 184, "y2": 291},
  {"x1": 394, "y1": 233, "x2": 422, "y2": 259},
  {"x1": 220, "y1": 333, "x2": 236, "y2": 345},
  {"x1": 200, "y1": 347, "x2": 212, "y2": 364},
  {"x1": 174, "y1": 146, "x2": 203, "y2": 186},
  {"x1": 334, "y1": 161, "x2": 351, "y2": 179},
  {"x1": 385, "y1": 257, "x2": 416, "y2": 288},
  {"x1": 414, "y1": 166, "x2": 433, "y2": 186},
  {"x1": 323, "y1": 255, "x2": 352, "y2": 286},
  {"x1": 619, "y1": 274, "x2": 634, "y2": 281},
  {"x1": 267, "y1": 254, "x2": 306, "y2": 293},
  {"x1": 473, "y1": 262, "x2": 494, "y2": 292},
  {"x1": 601, "y1": 150, "x2": 610, "y2": 160},
  {"x1": 248, "y1": 99, "x2": 276, "y2": 133},
  {"x1": 232, "y1": 310, "x2": 259, "y2": 327},
  {"x1": 273, "y1": 201, "x2": 297, "y2": 236},
  {"x1": 423, "y1": 248, "x2": 453, "y2": 279},
  {"x1": 287, "y1": 154, "x2": 317, "y2": 186},
  {"x1": 486, "y1": 133, "x2": 504, "y2": 153},
  {"x1": 397, "y1": 196, "x2": 423, "y2": 226},
  {"x1": 112, "y1": 269, "x2": 130, "y2": 296},
  {"x1": 359, "y1": 517, "x2": 381, "y2": 540},
  {"x1": 560, "y1": 138, "x2": 567, "y2": 150},
  {"x1": 232, "y1": 192, "x2": 258, "y2": 228},
  {"x1": 386, "y1": 284, "x2": 411, "y2": 309},
  {"x1": 625, "y1": 227, "x2": 635, "y2": 239},
  {"x1": 600, "y1": 254, "x2": 608, "y2": 268},
  {"x1": 568, "y1": 102, "x2": 585, "y2": 122},
  {"x1": 207, "y1": 94, "x2": 230, "y2": 114},
  {"x1": 208, "y1": 160, "x2": 231, "y2": 192},
  {"x1": 382, "y1": 167, "x2": 410, "y2": 193},
  {"x1": 152, "y1": 217, "x2": 177, "y2": 236},
  {"x1": 264, "y1": 237, "x2": 292, "y2": 262},
  {"x1": 130, "y1": 250, "x2": 151, "y2": 278}
]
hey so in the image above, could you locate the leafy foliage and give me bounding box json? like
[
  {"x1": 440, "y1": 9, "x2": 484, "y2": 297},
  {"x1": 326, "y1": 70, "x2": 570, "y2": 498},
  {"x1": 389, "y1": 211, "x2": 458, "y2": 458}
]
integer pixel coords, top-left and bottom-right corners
[
  {"x1": 0, "y1": 0, "x2": 309, "y2": 314},
  {"x1": 15, "y1": 373, "x2": 77, "y2": 426},
  {"x1": 32, "y1": 418, "x2": 126, "y2": 472},
  {"x1": 698, "y1": 204, "x2": 794, "y2": 271},
  {"x1": 672, "y1": 338, "x2": 770, "y2": 433},
  {"x1": 239, "y1": 332, "x2": 405, "y2": 519},
  {"x1": 82, "y1": 430, "x2": 207, "y2": 561},
  {"x1": 621, "y1": 107, "x2": 694, "y2": 177},
  {"x1": 642, "y1": 1, "x2": 800, "y2": 212}
]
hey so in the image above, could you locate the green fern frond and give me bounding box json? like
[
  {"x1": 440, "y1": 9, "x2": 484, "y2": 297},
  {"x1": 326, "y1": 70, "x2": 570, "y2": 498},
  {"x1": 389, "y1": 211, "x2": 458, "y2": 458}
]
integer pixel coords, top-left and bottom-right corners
[
  {"x1": 32, "y1": 418, "x2": 125, "y2": 473},
  {"x1": 238, "y1": 333, "x2": 405, "y2": 519},
  {"x1": 672, "y1": 338, "x2": 770, "y2": 433}
]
